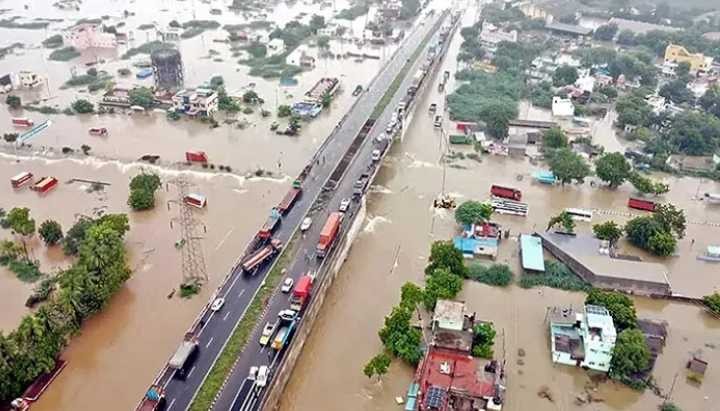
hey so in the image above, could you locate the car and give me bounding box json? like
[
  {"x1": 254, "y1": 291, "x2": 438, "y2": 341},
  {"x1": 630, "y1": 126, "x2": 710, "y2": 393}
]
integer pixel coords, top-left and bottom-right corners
[
  {"x1": 281, "y1": 277, "x2": 294, "y2": 293},
  {"x1": 429, "y1": 103, "x2": 437, "y2": 112},
  {"x1": 300, "y1": 217, "x2": 312, "y2": 232},
  {"x1": 433, "y1": 115, "x2": 442, "y2": 128},
  {"x1": 248, "y1": 366, "x2": 259, "y2": 381},
  {"x1": 210, "y1": 298, "x2": 225, "y2": 311},
  {"x1": 385, "y1": 121, "x2": 396, "y2": 133},
  {"x1": 339, "y1": 198, "x2": 351, "y2": 212},
  {"x1": 371, "y1": 149, "x2": 381, "y2": 161},
  {"x1": 375, "y1": 133, "x2": 386, "y2": 143},
  {"x1": 278, "y1": 309, "x2": 297, "y2": 322},
  {"x1": 259, "y1": 322, "x2": 277, "y2": 346},
  {"x1": 256, "y1": 365, "x2": 269, "y2": 387}
]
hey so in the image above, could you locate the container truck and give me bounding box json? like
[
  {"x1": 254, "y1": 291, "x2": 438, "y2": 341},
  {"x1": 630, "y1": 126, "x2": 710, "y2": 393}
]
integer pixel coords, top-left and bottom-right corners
[
  {"x1": 136, "y1": 385, "x2": 166, "y2": 411},
  {"x1": 490, "y1": 185, "x2": 522, "y2": 201},
  {"x1": 627, "y1": 197, "x2": 656, "y2": 212},
  {"x1": 241, "y1": 239, "x2": 282, "y2": 274},
  {"x1": 169, "y1": 332, "x2": 199, "y2": 380},
  {"x1": 277, "y1": 187, "x2": 301, "y2": 214},
  {"x1": 271, "y1": 318, "x2": 297, "y2": 351},
  {"x1": 258, "y1": 209, "x2": 281, "y2": 240},
  {"x1": 290, "y1": 275, "x2": 313, "y2": 312},
  {"x1": 316, "y1": 212, "x2": 342, "y2": 258}
]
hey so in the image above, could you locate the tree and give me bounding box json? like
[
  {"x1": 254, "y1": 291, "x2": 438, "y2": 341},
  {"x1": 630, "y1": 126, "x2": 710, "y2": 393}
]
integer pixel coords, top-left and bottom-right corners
[
  {"x1": 424, "y1": 241, "x2": 467, "y2": 278},
  {"x1": 659, "y1": 79, "x2": 693, "y2": 105},
  {"x1": 128, "y1": 173, "x2": 161, "y2": 211},
  {"x1": 242, "y1": 90, "x2": 259, "y2": 104},
  {"x1": 547, "y1": 211, "x2": 575, "y2": 233},
  {"x1": 71, "y1": 99, "x2": 94, "y2": 114},
  {"x1": 378, "y1": 305, "x2": 423, "y2": 364},
  {"x1": 128, "y1": 87, "x2": 154, "y2": 109},
  {"x1": 316, "y1": 35, "x2": 330, "y2": 49},
  {"x1": 363, "y1": 353, "x2": 391, "y2": 379},
  {"x1": 703, "y1": 293, "x2": 720, "y2": 315},
  {"x1": 654, "y1": 203, "x2": 686, "y2": 239},
  {"x1": 471, "y1": 323, "x2": 496, "y2": 358},
  {"x1": 309, "y1": 14, "x2": 326, "y2": 32},
  {"x1": 675, "y1": 62, "x2": 691, "y2": 78},
  {"x1": 5, "y1": 208, "x2": 36, "y2": 258},
  {"x1": 625, "y1": 215, "x2": 665, "y2": 251},
  {"x1": 586, "y1": 289, "x2": 637, "y2": 331},
  {"x1": 553, "y1": 65, "x2": 579, "y2": 87},
  {"x1": 595, "y1": 152, "x2": 632, "y2": 187},
  {"x1": 647, "y1": 231, "x2": 676, "y2": 256},
  {"x1": 666, "y1": 111, "x2": 720, "y2": 156},
  {"x1": 454, "y1": 201, "x2": 493, "y2": 226},
  {"x1": 593, "y1": 23, "x2": 618, "y2": 41},
  {"x1": 615, "y1": 92, "x2": 652, "y2": 128},
  {"x1": 209, "y1": 75, "x2": 224, "y2": 90},
  {"x1": 423, "y1": 267, "x2": 463, "y2": 310},
  {"x1": 400, "y1": 282, "x2": 424, "y2": 311},
  {"x1": 616, "y1": 30, "x2": 637, "y2": 46},
  {"x1": 628, "y1": 173, "x2": 668, "y2": 196},
  {"x1": 548, "y1": 148, "x2": 591, "y2": 185},
  {"x1": 699, "y1": 85, "x2": 720, "y2": 118},
  {"x1": 659, "y1": 403, "x2": 682, "y2": 411},
  {"x1": 62, "y1": 217, "x2": 95, "y2": 255},
  {"x1": 277, "y1": 104, "x2": 292, "y2": 117},
  {"x1": 543, "y1": 127, "x2": 568, "y2": 149},
  {"x1": 610, "y1": 329, "x2": 650, "y2": 380},
  {"x1": 38, "y1": 220, "x2": 63, "y2": 246},
  {"x1": 593, "y1": 221, "x2": 623, "y2": 244},
  {"x1": 480, "y1": 100, "x2": 517, "y2": 138},
  {"x1": 5, "y1": 95, "x2": 21, "y2": 109}
]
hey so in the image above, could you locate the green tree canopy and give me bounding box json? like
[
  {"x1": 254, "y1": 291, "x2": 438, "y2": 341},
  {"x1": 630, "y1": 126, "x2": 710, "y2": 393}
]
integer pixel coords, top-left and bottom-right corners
[
  {"x1": 5, "y1": 95, "x2": 21, "y2": 109},
  {"x1": 400, "y1": 282, "x2": 424, "y2": 310},
  {"x1": 71, "y1": 99, "x2": 94, "y2": 113},
  {"x1": 547, "y1": 211, "x2": 575, "y2": 233},
  {"x1": 455, "y1": 201, "x2": 493, "y2": 226},
  {"x1": 471, "y1": 323, "x2": 496, "y2": 358},
  {"x1": 547, "y1": 148, "x2": 591, "y2": 185},
  {"x1": 423, "y1": 267, "x2": 463, "y2": 310},
  {"x1": 595, "y1": 152, "x2": 632, "y2": 187},
  {"x1": 553, "y1": 65, "x2": 579, "y2": 86},
  {"x1": 278, "y1": 104, "x2": 292, "y2": 117},
  {"x1": 39, "y1": 220, "x2": 63, "y2": 246},
  {"x1": 424, "y1": 241, "x2": 467, "y2": 278},
  {"x1": 628, "y1": 173, "x2": 669, "y2": 196},
  {"x1": 654, "y1": 203, "x2": 686, "y2": 239},
  {"x1": 363, "y1": 352, "x2": 391, "y2": 379},
  {"x1": 647, "y1": 231, "x2": 676, "y2": 256},
  {"x1": 128, "y1": 87, "x2": 154, "y2": 109},
  {"x1": 543, "y1": 127, "x2": 568, "y2": 149},
  {"x1": 703, "y1": 293, "x2": 720, "y2": 315},
  {"x1": 5, "y1": 208, "x2": 36, "y2": 258},
  {"x1": 378, "y1": 305, "x2": 423, "y2": 364},
  {"x1": 593, "y1": 23, "x2": 619, "y2": 41},
  {"x1": 610, "y1": 329, "x2": 651, "y2": 380},
  {"x1": 586, "y1": 289, "x2": 637, "y2": 331},
  {"x1": 593, "y1": 221, "x2": 623, "y2": 244}
]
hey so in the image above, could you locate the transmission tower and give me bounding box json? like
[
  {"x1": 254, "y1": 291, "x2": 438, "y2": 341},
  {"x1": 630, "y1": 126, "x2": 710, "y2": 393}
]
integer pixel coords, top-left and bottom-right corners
[{"x1": 168, "y1": 176, "x2": 208, "y2": 286}]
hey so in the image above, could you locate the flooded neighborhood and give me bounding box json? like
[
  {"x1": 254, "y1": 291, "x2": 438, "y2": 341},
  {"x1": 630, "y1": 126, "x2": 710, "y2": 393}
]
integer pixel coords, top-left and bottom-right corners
[{"x1": 1, "y1": 0, "x2": 719, "y2": 410}]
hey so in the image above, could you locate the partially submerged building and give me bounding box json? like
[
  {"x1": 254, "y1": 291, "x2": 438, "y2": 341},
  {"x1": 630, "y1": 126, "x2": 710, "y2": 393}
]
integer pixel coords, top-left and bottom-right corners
[
  {"x1": 171, "y1": 88, "x2": 218, "y2": 117},
  {"x1": 664, "y1": 44, "x2": 712, "y2": 72},
  {"x1": 453, "y1": 222, "x2": 501, "y2": 260},
  {"x1": 549, "y1": 305, "x2": 616, "y2": 372},
  {"x1": 520, "y1": 234, "x2": 545, "y2": 272},
  {"x1": 63, "y1": 23, "x2": 116, "y2": 50}
]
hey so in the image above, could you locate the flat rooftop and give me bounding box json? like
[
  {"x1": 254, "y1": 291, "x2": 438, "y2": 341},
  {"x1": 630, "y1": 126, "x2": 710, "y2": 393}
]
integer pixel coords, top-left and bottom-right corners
[{"x1": 520, "y1": 234, "x2": 545, "y2": 272}]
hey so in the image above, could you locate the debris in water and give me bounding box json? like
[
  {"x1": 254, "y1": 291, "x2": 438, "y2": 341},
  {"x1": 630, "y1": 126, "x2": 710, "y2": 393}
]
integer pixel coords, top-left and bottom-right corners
[
  {"x1": 167, "y1": 289, "x2": 175, "y2": 299},
  {"x1": 518, "y1": 348, "x2": 526, "y2": 357},
  {"x1": 537, "y1": 385, "x2": 554, "y2": 402}
]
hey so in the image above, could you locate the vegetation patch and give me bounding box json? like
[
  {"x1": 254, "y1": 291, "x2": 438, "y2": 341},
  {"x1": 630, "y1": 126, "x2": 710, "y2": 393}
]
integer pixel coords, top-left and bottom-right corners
[
  {"x1": 41, "y1": 34, "x2": 64, "y2": 49},
  {"x1": 127, "y1": 173, "x2": 161, "y2": 211},
  {"x1": 335, "y1": 1, "x2": 370, "y2": 20},
  {"x1": 121, "y1": 41, "x2": 174, "y2": 59},
  {"x1": 62, "y1": 71, "x2": 113, "y2": 91},
  {"x1": 518, "y1": 260, "x2": 591, "y2": 292},
  {"x1": 467, "y1": 263, "x2": 513, "y2": 287},
  {"x1": 48, "y1": 46, "x2": 81, "y2": 61},
  {"x1": 181, "y1": 20, "x2": 220, "y2": 38},
  {"x1": 0, "y1": 17, "x2": 50, "y2": 29}
]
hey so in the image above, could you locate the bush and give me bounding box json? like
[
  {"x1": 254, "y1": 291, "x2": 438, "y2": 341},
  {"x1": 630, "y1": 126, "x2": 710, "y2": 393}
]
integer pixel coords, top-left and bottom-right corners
[
  {"x1": 71, "y1": 99, "x2": 94, "y2": 113},
  {"x1": 467, "y1": 263, "x2": 513, "y2": 286},
  {"x1": 42, "y1": 34, "x2": 64, "y2": 48},
  {"x1": 49, "y1": 46, "x2": 81, "y2": 61},
  {"x1": 5, "y1": 95, "x2": 21, "y2": 109},
  {"x1": 180, "y1": 281, "x2": 201, "y2": 298},
  {"x1": 39, "y1": 220, "x2": 63, "y2": 246},
  {"x1": 7, "y1": 259, "x2": 43, "y2": 282},
  {"x1": 518, "y1": 260, "x2": 591, "y2": 292}
]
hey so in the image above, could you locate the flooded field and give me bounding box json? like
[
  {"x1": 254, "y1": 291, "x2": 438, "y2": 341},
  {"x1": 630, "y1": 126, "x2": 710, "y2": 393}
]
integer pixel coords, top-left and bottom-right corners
[{"x1": 279, "y1": 6, "x2": 720, "y2": 411}]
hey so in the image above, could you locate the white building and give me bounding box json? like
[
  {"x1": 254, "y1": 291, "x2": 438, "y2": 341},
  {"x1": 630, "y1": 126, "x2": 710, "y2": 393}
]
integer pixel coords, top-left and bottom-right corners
[
  {"x1": 552, "y1": 96, "x2": 574, "y2": 117},
  {"x1": 549, "y1": 305, "x2": 616, "y2": 373},
  {"x1": 17, "y1": 71, "x2": 42, "y2": 88},
  {"x1": 267, "y1": 38, "x2": 286, "y2": 56},
  {"x1": 574, "y1": 76, "x2": 595, "y2": 93},
  {"x1": 479, "y1": 22, "x2": 518, "y2": 46},
  {"x1": 63, "y1": 23, "x2": 117, "y2": 50},
  {"x1": 171, "y1": 88, "x2": 218, "y2": 117}
]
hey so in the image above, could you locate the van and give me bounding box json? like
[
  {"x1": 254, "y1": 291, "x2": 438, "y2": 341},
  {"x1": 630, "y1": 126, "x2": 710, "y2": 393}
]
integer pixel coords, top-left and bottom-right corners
[{"x1": 256, "y1": 365, "x2": 269, "y2": 387}]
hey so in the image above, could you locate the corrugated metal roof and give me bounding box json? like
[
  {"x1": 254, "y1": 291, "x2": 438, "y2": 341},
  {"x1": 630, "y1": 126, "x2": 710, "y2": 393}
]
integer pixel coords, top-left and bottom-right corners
[{"x1": 520, "y1": 234, "x2": 545, "y2": 272}]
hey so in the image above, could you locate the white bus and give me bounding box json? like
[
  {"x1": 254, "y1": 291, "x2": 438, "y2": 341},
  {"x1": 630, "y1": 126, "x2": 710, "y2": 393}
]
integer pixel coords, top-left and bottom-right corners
[{"x1": 564, "y1": 208, "x2": 593, "y2": 222}]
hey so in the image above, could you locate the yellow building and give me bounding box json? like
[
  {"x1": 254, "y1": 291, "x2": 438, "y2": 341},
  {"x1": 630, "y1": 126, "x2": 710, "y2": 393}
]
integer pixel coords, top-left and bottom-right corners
[{"x1": 664, "y1": 44, "x2": 711, "y2": 72}]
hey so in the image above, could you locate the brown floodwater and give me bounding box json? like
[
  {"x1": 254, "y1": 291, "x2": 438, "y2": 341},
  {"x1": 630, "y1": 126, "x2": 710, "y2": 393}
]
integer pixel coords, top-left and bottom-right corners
[{"x1": 278, "y1": 3, "x2": 720, "y2": 411}]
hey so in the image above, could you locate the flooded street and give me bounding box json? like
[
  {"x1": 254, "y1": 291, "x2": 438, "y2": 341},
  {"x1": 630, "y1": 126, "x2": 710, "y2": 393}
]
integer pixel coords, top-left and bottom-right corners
[{"x1": 279, "y1": 6, "x2": 720, "y2": 411}]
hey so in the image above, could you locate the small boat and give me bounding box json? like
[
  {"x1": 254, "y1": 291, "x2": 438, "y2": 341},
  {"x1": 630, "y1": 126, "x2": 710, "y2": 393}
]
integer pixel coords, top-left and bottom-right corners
[
  {"x1": 12, "y1": 117, "x2": 33, "y2": 127},
  {"x1": 697, "y1": 245, "x2": 720, "y2": 262},
  {"x1": 704, "y1": 193, "x2": 720, "y2": 205},
  {"x1": 88, "y1": 127, "x2": 108, "y2": 136}
]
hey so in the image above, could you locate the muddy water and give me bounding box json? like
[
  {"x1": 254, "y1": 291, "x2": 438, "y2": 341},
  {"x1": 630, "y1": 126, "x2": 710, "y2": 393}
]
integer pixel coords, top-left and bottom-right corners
[{"x1": 279, "y1": 5, "x2": 720, "y2": 411}]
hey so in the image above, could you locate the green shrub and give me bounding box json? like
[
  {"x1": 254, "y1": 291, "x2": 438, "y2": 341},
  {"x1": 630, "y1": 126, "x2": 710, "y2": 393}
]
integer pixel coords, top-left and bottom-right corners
[
  {"x1": 49, "y1": 46, "x2": 81, "y2": 61},
  {"x1": 518, "y1": 260, "x2": 591, "y2": 292},
  {"x1": 467, "y1": 263, "x2": 513, "y2": 286}
]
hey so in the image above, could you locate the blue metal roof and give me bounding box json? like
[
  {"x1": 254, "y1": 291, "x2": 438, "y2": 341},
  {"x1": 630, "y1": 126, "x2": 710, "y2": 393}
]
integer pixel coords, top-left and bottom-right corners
[
  {"x1": 453, "y1": 237, "x2": 498, "y2": 254},
  {"x1": 534, "y1": 170, "x2": 557, "y2": 184},
  {"x1": 520, "y1": 234, "x2": 545, "y2": 272}
]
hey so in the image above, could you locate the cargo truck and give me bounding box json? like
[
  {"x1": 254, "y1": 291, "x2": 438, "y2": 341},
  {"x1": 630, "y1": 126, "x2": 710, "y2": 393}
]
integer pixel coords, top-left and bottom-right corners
[
  {"x1": 290, "y1": 275, "x2": 313, "y2": 312},
  {"x1": 627, "y1": 197, "x2": 656, "y2": 212},
  {"x1": 258, "y1": 209, "x2": 281, "y2": 240},
  {"x1": 271, "y1": 318, "x2": 297, "y2": 351},
  {"x1": 169, "y1": 332, "x2": 199, "y2": 380},
  {"x1": 241, "y1": 239, "x2": 282, "y2": 274},
  {"x1": 316, "y1": 212, "x2": 342, "y2": 258},
  {"x1": 490, "y1": 185, "x2": 522, "y2": 201},
  {"x1": 277, "y1": 187, "x2": 301, "y2": 214}
]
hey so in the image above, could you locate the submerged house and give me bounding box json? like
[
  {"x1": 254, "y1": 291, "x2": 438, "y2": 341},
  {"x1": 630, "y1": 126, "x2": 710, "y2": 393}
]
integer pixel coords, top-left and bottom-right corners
[
  {"x1": 453, "y1": 222, "x2": 501, "y2": 260},
  {"x1": 549, "y1": 305, "x2": 616, "y2": 373}
]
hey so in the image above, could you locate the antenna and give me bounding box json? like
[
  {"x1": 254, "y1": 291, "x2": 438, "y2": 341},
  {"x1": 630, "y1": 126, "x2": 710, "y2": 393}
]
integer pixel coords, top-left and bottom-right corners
[{"x1": 167, "y1": 175, "x2": 208, "y2": 287}]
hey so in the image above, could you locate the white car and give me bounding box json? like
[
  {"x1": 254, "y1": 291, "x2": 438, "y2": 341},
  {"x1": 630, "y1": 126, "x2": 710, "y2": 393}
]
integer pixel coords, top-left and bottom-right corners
[
  {"x1": 339, "y1": 198, "x2": 351, "y2": 212},
  {"x1": 259, "y1": 322, "x2": 277, "y2": 346},
  {"x1": 278, "y1": 309, "x2": 297, "y2": 322},
  {"x1": 375, "y1": 133, "x2": 386, "y2": 143},
  {"x1": 281, "y1": 278, "x2": 294, "y2": 293},
  {"x1": 371, "y1": 149, "x2": 381, "y2": 161},
  {"x1": 434, "y1": 115, "x2": 442, "y2": 128},
  {"x1": 256, "y1": 365, "x2": 269, "y2": 387},
  {"x1": 210, "y1": 298, "x2": 225, "y2": 311},
  {"x1": 248, "y1": 366, "x2": 259, "y2": 381},
  {"x1": 300, "y1": 217, "x2": 312, "y2": 232}
]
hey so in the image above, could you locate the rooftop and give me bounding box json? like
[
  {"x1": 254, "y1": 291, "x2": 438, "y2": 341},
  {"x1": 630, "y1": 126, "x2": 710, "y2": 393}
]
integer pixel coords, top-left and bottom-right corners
[
  {"x1": 545, "y1": 22, "x2": 592, "y2": 36},
  {"x1": 520, "y1": 234, "x2": 545, "y2": 272},
  {"x1": 585, "y1": 304, "x2": 616, "y2": 340},
  {"x1": 433, "y1": 300, "x2": 466, "y2": 332}
]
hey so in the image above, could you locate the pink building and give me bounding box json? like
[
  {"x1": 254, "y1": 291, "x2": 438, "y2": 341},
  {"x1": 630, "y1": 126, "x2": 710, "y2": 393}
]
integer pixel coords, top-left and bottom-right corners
[{"x1": 63, "y1": 24, "x2": 117, "y2": 50}]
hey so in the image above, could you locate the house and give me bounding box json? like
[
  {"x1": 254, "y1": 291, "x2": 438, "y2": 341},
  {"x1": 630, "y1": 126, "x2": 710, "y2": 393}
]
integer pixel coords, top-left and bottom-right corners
[
  {"x1": 552, "y1": 96, "x2": 574, "y2": 117},
  {"x1": 518, "y1": 2, "x2": 552, "y2": 20},
  {"x1": 453, "y1": 222, "x2": 501, "y2": 260},
  {"x1": 63, "y1": 23, "x2": 117, "y2": 50},
  {"x1": 267, "y1": 38, "x2": 285, "y2": 55},
  {"x1": 687, "y1": 356, "x2": 708, "y2": 382},
  {"x1": 520, "y1": 234, "x2": 545, "y2": 272},
  {"x1": 171, "y1": 88, "x2": 218, "y2": 117},
  {"x1": 638, "y1": 319, "x2": 667, "y2": 362},
  {"x1": 479, "y1": 22, "x2": 518, "y2": 47},
  {"x1": 544, "y1": 21, "x2": 592, "y2": 38},
  {"x1": 549, "y1": 305, "x2": 616, "y2": 373},
  {"x1": 286, "y1": 47, "x2": 315, "y2": 67},
  {"x1": 574, "y1": 76, "x2": 595, "y2": 93},
  {"x1": 159, "y1": 28, "x2": 181, "y2": 42},
  {"x1": 17, "y1": 71, "x2": 42, "y2": 88},
  {"x1": 666, "y1": 154, "x2": 720, "y2": 173},
  {"x1": 101, "y1": 87, "x2": 132, "y2": 108},
  {"x1": 664, "y1": 44, "x2": 712, "y2": 72}
]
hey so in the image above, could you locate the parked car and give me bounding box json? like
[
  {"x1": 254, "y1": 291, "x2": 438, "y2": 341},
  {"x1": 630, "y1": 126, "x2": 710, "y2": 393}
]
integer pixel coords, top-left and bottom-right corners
[
  {"x1": 210, "y1": 298, "x2": 225, "y2": 311},
  {"x1": 429, "y1": 103, "x2": 437, "y2": 112},
  {"x1": 278, "y1": 309, "x2": 297, "y2": 322},
  {"x1": 256, "y1": 365, "x2": 269, "y2": 387},
  {"x1": 248, "y1": 366, "x2": 259, "y2": 381},
  {"x1": 300, "y1": 217, "x2": 312, "y2": 232},
  {"x1": 371, "y1": 149, "x2": 381, "y2": 161},
  {"x1": 339, "y1": 198, "x2": 351, "y2": 212},
  {"x1": 281, "y1": 277, "x2": 294, "y2": 293},
  {"x1": 385, "y1": 121, "x2": 396, "y2": 133},
  {"x1": 433, "y1": 115, "x2": 442, "y2": 128}
]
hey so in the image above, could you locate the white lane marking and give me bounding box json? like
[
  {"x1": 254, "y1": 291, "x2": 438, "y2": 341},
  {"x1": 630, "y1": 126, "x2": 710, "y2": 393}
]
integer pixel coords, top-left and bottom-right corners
[
  {"x1": 238, "y1": 288, "x2": 246, "y2": 299},
  {"x1": 215, "y1": 228, "x2": 234, "y2": 251},
  {"x1": 227, "y1": 272, "x2": 241, "y2": 293},
  {"x1": 229, "y1": 379, "x2": 250, "y2": 411},
  {"x1": 187, "y1": 365, "x2": 196, "y2": 379},
  {"x1": 205, "y1": 336, "x2": 215, "y2": 348},
  {"x1": 223, "y1": 311, "x2": 231, "y2": 321},
  {"x1": 167, "y1": 398, "x2": 176, "y2": 411}
]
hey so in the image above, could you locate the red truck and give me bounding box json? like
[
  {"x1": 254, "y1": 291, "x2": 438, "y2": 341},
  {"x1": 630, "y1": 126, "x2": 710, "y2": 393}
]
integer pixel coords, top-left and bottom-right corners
[
  {"x1": 136, "y1": 385, "x2": 165, "y2": 411},
  {"x1": 628, "y1": 197, "x2": 656, "y2": 212},
  {"x1": 258, "y1": 209, "x2": 281, "y2": 239},
  {"x1": 242, "y1": 239, "x2": 282, "y2": 274},
  {"x1": 277, "y1": 187, "x2": 301, "y2": 214},
  {"x1": 490, "y1": 185, "x2": 522, "y2": 201},
  {"x1": 290, "y1": 275, "x2": 313, "y2": 311},
  {"x1": 316, "y1": 212, "x2": 342, "y2": 258},
  {"x1": 185, "y1": 151, "x2": 208, "y2": 163}
]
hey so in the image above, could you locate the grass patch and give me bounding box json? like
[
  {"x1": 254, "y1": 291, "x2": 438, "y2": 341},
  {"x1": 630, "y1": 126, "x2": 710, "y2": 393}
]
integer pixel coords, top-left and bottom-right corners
[
  {"x1": 239, "y1": 51, "x2": 302, "y2": 79},
  {"x1": 42, "y1": 34, "x2": 63, "y2": 49},
  {"x1": 0, "y1": 17, "x2": 49, "y2": 30},
  {"x1": 49, "y1": 46, "x2": 81, "y2": 61},
  {"x1": 181, "y1": 19, "x2": 220, "y2": 38},
  {"x1": 189, "y1": 233, "x2": 301, "y2": 411},
  {"x1": 121, "y1": 41, "x2": 175, "y2": 59},
  {"x1": 518, "y1": 260, "x2": 592, "y2": 292},
  {"x1": 223, "y1": 20, "x2": 271, "y2": 32},
  {"x1": 467, "y1": 262, "x2": 513, "y2": 286},
  {"x1": 180, "y1": 282, "x2": 201, "y2": 298}
]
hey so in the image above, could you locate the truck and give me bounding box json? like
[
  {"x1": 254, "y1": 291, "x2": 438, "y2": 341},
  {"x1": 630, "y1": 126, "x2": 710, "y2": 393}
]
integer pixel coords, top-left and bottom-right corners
[
  {"x1": 32, "y1": 177, "x2": 58, "y2": 194},
  {"x1": 242, "y1": 239, "x2": 282, "y2": 274},
  {"x1": 136, "y1": 385, "x2": 166, "y2": 411},
  {"x1": 628, "y1": 197, "x2": 656, "y2": 212},
  {"x1": 271, "y1": 318, "x2": 297, "y2": 351},
  {"x1": 258, "y1": 209, "x2": 281, "y2": 240},
  {"x1": 169, "y1": 332, "x2": 199, "y2": 380},
  {"x1": 12, "y1": 117, "x2": 33, "y2": 127},
  {"x1": 290, "y1": 275, "x2": 313, "y2": 312},
  {"x1": 316, "y1": 212, "x2": 342, "y2": 258},
  {"x1": 490, "y1": 185, "x2": 522, "y2": 201},
  {"x1": 277, "y1": 187, "x2": 301, "y2": 214},
  {"x1": 11, "y1": 171, "x2": 33, "y2": 188},
  {"x1": 185, "y1": 151, "x2": 208, "y2": 163}
]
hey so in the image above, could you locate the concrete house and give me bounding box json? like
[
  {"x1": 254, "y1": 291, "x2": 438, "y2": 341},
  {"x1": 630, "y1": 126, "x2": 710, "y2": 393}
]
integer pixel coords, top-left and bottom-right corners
[
  {"x1": 171, "y1": 88, "x2": 218, "y2": 117},
  {"x1": 63, "y1": 23, "x2": 117, "y2": 50},
  {"x1": 549, "y1": 305, "x2": 616, "y2": 373},
  {"x1": 664, "y1": 44, "x2": 712, "y2": 72}
]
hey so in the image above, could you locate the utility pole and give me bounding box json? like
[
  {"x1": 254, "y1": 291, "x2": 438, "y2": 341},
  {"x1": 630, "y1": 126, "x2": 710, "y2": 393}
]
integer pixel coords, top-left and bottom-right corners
[{"x1": 168, "y1": 176, "x2": 208, "y2": 287}]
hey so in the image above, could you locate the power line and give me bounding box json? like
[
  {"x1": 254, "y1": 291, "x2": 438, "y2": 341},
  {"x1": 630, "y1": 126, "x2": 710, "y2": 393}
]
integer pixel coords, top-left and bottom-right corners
[{"x1": 168, "y1": 176, "x2": 208, "y2": 286}]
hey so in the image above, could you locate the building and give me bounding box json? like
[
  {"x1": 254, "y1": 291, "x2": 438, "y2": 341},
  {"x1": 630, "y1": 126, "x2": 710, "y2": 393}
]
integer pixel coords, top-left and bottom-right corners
[
  {"x1": 608, "y1": 17, "x2": 680, "y2": 35},
  {"x1": 479, "y1": 22, "x2": 518, "y2": 47},
  {"x1": 666, "y1": 154, "x2": 720, "y2": 173},
  {"x1": 664, "y1": 44, "x2": 712, "y2": 72},
  {"x1": 549, "y1": 305, "x2": 616, "y2": 372},
  {"x1": 63, "y1": 23, "x2": 117, "y2": 50},
  {"x1": 101, "y1": 87, "x2": 132, "y2": 108},
  {"x1": 17, "y1": 71, "x2": 42, "y2": 88},
  {"x1": 453, "y1": 222, "x2": 501, "y2": 260},
  {"x1": 544, "y1": 21, "x2": 592, "y2": 37},
  {"x1": 267, "y1": 38, "x2": 285, "y2": 56},
  {"x1": 520, "y1": 234, "x2": 545, "y2": 272},
  {"x1": 518, "y1": 2, "x2": 552, "y2": 20},
  {"x1": 171, "y1": 88, "x2": 218, "y2": 117},
  {"x1": 552, "y1": 96, "x2": 574, "y2": 117}
]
